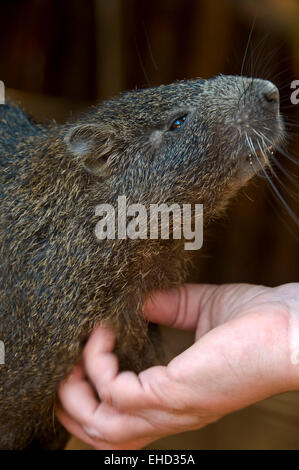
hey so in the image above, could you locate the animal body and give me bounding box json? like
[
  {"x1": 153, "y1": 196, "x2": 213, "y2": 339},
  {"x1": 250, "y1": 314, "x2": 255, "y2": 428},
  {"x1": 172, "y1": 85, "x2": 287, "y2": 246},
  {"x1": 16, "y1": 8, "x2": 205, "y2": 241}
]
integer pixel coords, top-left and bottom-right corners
[{"x1": 0, "y1": 75, "x2": 283, "y2": 448}]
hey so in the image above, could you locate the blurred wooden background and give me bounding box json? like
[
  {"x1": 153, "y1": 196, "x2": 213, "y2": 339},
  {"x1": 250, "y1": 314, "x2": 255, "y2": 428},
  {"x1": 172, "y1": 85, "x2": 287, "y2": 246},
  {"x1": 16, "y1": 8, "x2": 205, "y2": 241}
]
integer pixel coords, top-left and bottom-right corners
[{"x1": 1, "y1": 0, "x2": 299, "y2": 449}]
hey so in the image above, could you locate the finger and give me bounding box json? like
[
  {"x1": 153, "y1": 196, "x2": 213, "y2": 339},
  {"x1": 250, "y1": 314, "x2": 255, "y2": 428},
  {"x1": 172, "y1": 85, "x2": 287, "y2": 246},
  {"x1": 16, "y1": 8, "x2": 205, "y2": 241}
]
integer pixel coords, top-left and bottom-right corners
[
  {"x1": 143, "y1": 283, "x2": 219, "y2": 330},
  {"x1": 84, "y1": 325, "x2": 116, "y2": 356},
  {"x1": 57, "y1": 406, "x2": 124, "y2": 450},
  {"x1": 83, "y1": 326, "x2": 120, "y2": 400},
  {"x1": 85, "y1": 355, "x2": 151, "y2": 410},
  {"x1": 83, "y1": 324, "x2": 158, "y2": 411},
  {"x1": 56, "y1": 406, "x2": 103, "y2": 449},
  {"x1": 86, "y1": 401, "x2": 156, "y2": 443},
  {"x1": 57, "y1": 408, "x2": 154, "y2": 450},
  {"x1": 58, "y1": 338, "x2": 157, "y2": 445},
  {"x1": 91, "y1": 364, "x2": 172, "y2": 412},
  {"x1": 83, "y1": 325, "x2": 148, "y2": 409},
  {"x1": 58, "y1": 361, "x2": 100, "y2": 427},
  {"x1": 166, "y1": 309, "x2": 293, "y2": 414}
]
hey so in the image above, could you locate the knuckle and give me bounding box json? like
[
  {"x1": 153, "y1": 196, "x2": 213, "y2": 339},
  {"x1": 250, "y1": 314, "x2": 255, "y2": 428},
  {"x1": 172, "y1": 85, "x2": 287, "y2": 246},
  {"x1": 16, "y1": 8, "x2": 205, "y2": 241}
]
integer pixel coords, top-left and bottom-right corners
[{"x1": 100, "y1": 388, "x2": 112, "y2": 405}]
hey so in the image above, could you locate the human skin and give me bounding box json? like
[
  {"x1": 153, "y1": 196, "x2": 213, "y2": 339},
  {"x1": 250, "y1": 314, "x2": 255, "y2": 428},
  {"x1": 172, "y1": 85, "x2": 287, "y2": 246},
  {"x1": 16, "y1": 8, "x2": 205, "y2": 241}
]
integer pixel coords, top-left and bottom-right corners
[{"x1": 57, "y1": 283, "x2": 299, "y2": 450}]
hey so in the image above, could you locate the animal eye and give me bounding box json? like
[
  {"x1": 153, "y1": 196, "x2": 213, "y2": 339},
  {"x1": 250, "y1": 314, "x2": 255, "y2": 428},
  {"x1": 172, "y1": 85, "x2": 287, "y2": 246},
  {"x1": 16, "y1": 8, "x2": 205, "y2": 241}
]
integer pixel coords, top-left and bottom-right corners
[{"x1": 169, "y1": 115, "x2": 188, "y2": 131}]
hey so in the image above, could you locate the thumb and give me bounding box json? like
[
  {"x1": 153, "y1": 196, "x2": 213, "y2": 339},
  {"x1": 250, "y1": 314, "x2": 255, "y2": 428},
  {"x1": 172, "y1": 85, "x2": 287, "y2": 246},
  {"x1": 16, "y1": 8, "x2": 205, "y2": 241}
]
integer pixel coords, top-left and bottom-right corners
[{"x1": 143, "y1": 284, "x2": 219, "y2": 330}]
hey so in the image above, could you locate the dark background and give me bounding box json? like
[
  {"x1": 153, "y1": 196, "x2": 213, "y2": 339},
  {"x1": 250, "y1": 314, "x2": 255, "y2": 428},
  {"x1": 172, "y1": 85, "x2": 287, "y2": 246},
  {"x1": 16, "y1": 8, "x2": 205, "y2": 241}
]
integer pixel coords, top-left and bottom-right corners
[{"x1": 1, "y1": 0, "x2": 299, "y2": 449}]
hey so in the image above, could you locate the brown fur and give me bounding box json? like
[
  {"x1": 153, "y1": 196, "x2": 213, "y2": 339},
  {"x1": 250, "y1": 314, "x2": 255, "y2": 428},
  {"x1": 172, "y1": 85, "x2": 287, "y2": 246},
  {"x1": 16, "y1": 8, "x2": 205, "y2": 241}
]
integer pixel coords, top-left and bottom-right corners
[{"x1": 0, "y1": 75, "x2": 283, "y2": 448}]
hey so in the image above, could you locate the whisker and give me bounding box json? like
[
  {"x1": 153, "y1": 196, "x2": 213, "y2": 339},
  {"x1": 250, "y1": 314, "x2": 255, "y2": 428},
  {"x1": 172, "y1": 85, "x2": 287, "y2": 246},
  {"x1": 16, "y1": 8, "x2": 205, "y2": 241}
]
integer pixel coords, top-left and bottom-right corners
[
  {"x1": 241, "y1": 18, "x2": 256, "y2": 76},
  {"x1": 249, "y1": 31, "x2": 272, "y2": 77},
  {"x1": 142, "y1": 21, "x2": 159, "y2": 72},
  {"x1": 263, "y1": 189, "x2": 299, "y2": 241},
  {"x1": 253, "y1": 131, "x2": 299, "y2": 198},
  {"x1": 255, "y1": 131, "x2": 299, "y2": 167},
  {"x1": 268, "y1": 163, "x2": 299, "y2": 202},
  {"x1": 251, "y1": 140, "x2": 299, "y2": 224},
  {"x1": 134, "y1": 38, "x2": 152, "y2": 88},
  {"x1": 283, "y1": 121, "x2": 299, "y2": 128},
  {"x1": 270, "y1": 154, "x2": 298, "y2": 186}
]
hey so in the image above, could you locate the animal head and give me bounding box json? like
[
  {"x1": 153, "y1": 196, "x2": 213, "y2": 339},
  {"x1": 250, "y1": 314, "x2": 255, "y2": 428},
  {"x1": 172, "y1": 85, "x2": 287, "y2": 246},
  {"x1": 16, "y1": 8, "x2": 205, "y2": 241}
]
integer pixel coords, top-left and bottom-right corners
[{"x1": 64, "y1": 75, "x2": 284, "y2": 217}]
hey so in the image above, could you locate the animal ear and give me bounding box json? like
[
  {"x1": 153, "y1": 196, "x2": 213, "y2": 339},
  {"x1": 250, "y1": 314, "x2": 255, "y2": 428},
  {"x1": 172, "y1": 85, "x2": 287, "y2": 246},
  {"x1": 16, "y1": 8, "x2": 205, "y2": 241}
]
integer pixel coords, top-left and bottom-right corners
[{"x1": 64, "y1": 124, "x2": 120, "y2": 175}]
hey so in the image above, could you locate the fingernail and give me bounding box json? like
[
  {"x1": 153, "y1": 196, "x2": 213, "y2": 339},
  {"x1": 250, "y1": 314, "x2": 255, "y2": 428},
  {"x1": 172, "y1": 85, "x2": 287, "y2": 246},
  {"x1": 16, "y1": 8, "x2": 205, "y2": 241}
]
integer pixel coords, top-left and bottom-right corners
[{"x1": 83, "y1": 425, "x2": 102, "y2": 439}]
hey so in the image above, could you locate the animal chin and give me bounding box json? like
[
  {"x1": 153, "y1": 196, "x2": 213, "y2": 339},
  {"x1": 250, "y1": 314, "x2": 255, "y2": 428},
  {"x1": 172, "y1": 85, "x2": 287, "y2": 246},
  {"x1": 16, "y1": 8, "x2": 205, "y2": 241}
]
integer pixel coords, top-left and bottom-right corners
[{"x1": 234, "y1": 144, "x2": 274, "y2": 184}]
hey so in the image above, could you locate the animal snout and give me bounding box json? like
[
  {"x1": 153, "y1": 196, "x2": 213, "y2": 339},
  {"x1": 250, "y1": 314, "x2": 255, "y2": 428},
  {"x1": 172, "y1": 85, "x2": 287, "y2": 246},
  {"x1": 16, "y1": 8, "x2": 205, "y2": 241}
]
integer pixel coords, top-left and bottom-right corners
[{"x1": 260, "y1": 80, "x2": 280, "y2": 111}]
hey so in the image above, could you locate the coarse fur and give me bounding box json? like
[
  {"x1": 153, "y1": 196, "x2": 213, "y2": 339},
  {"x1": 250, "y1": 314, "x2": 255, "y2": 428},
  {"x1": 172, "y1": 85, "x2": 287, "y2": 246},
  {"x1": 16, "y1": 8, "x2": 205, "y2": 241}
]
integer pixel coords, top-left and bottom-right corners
[{"x1": 0, "y1": 75, "x2": 283, "y2": 449}]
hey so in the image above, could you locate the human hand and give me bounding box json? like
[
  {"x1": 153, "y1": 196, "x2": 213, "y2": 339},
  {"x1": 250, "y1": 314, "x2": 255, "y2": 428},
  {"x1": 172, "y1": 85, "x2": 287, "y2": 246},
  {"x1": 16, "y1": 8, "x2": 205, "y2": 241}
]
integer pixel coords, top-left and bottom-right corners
[{"x1": 57, "y1": 283, "x2": 299, "y2": 449}]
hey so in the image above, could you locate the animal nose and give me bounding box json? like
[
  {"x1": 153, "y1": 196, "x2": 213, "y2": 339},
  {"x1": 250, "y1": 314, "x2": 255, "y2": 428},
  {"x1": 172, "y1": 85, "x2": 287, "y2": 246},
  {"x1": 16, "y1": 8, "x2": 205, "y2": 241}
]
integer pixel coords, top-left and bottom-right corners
[{"x1": 260, "y1": 81, "x2": 280, "y2": 110}]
